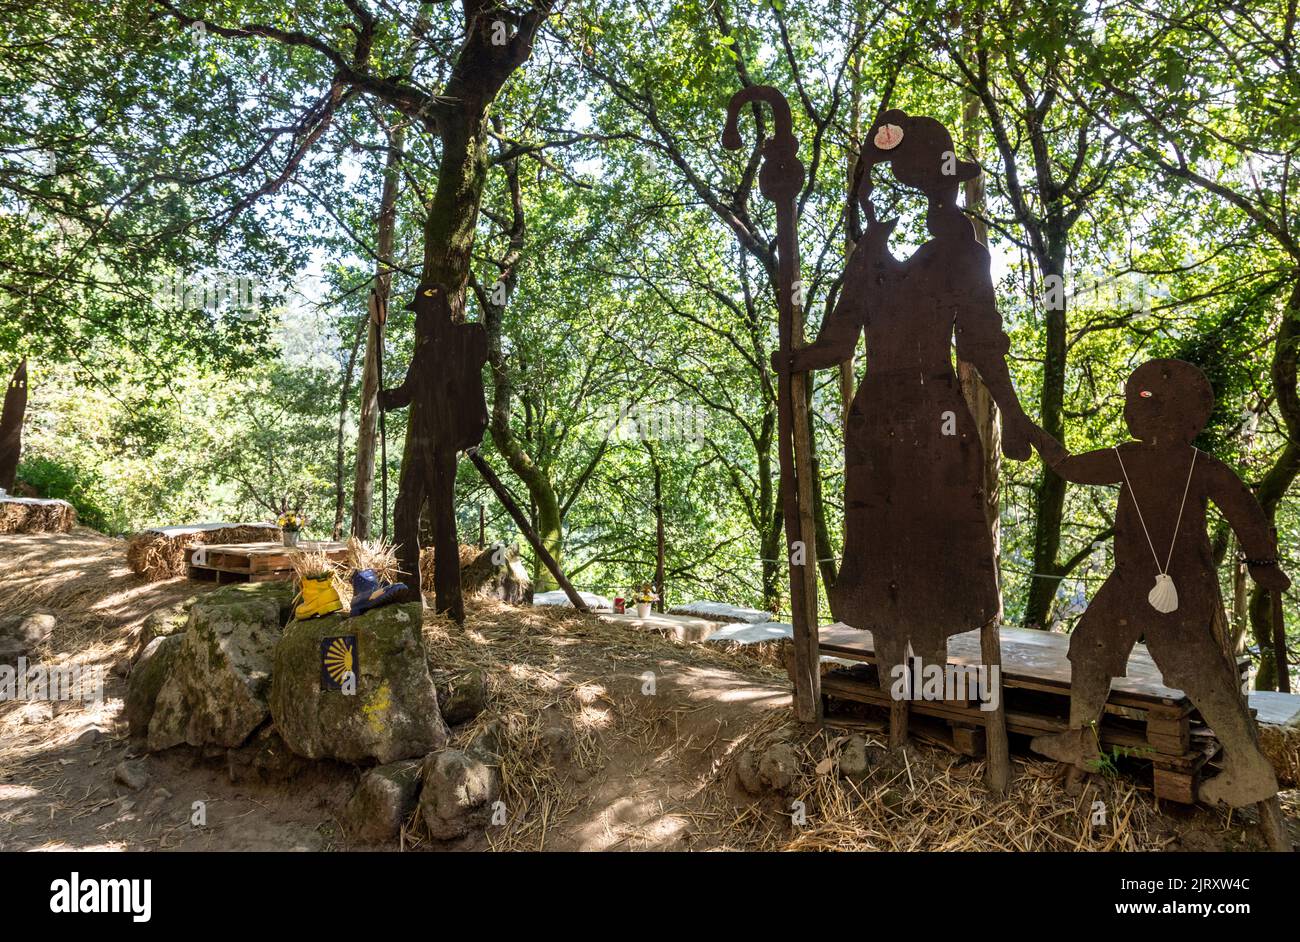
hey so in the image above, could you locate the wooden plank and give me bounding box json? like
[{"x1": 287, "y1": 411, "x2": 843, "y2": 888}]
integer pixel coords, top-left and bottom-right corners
[
  {"x1": 184, "y1": 541, "x2": 347, "y2": 579},
  {"x1": 821, "y1": 670, "x2": 1206, "y2": 771},
  {"x1": 952, "y1": 725, "x2": 986, "y2": 757},
  {"x1": 1153, "y1": 767, "x2": 1196, "y2": 804},
  {"x1": 1152, "y1": 741, "x2": 1220, "y2": 804}
]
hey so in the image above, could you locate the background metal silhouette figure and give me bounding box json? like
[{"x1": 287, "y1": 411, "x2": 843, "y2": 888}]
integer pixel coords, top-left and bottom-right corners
[{"x1": 382, "y1": 283, "x2": 488, "y2": 622}]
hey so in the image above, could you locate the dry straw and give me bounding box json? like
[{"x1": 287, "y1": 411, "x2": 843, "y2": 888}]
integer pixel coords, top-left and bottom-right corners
[
  {"x1": 397, "y1": 598, "x2": 791, "y2": 851},
  {"x1": 345, "y1": 536, "x2": 400, "y2": 585},
  {"x1": 125, "y1": 524, "x2": 279, "y2": 581},
  {"x1": 418, "y1": 544, "x2": 480, "y2": 593},
  {"x1": 0, "y1": 499, "x2": 76, "y2": 535}
]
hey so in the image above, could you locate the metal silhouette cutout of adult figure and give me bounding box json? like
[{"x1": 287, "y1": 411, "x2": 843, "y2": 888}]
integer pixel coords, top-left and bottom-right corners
[
  {"x1": 382, "y1": 283, "x2": 488, "y2": 622},
  {"x1": 774, "y1": 109, "x2": 1035, "y2": 757}
]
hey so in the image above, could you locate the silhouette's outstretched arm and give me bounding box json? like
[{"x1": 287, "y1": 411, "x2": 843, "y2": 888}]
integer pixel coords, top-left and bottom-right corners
[
  {"x1": 788, "y1": 283, "x2": 864, "y2": 373},
  {"x1": 1031, "y1": 428, "x2": 1124, "y2": 486},
  {"x1": 1203, "y1": 455, "x2": 1288, "y2": 587}
]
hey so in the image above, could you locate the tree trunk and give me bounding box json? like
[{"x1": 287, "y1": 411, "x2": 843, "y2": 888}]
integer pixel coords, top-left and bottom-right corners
[
  {"x1": 958, "y1": 73, "x2": 1001, "y2": 563},
  {"x1": 1246, "y1": 278, "x2": 1300, "y2": 688},
  {"x1": 0, "y1": 359, "x2": 28, "y2": 492},
  {"x1": 648, "y1": 442, "x2": 666, "y2": 612},
  {"x1": 392, "y1": 8, "x2": 552, "y2": 618},
  {"x1": 483, "y1": 312, "x2": 563, "y2": 590},
  {"x1": 332, "y1": 321, "x2": 365, "y2": 538},
  {"x1": 1023, "y1": 247, "x2": 1069, "y2": 627},
  {"x1": 353, "y1": 123, "x2": 406, "y2": 539},
  {"x1": 839, "y1": 3, "x2": 865, "y2": 429}
]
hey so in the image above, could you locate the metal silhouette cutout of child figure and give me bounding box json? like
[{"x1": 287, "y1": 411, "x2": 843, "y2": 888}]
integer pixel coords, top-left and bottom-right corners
[
  {"x1": 1029, "y1": 359, "x2": 1288, "y2": 819},
  {"x1": 770, "y1": 108, "x2": 1035, "y2": 773}
]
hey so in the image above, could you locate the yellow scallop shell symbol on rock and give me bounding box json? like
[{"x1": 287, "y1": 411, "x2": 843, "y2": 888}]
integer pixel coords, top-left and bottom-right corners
[{"x1": 324, "y1": 637, "x2": 355, "y2": 685}]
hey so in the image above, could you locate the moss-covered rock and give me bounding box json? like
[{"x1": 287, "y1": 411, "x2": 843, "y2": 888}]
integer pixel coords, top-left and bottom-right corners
[
  {"x1": 203, "y1": 581, "x2": 296, "y2": 623},
  {"x1": 146, "y1": 584, "x2": 286, "y2": 751},
  {"x1": 343, "y1": 760, "x2": 422, "y2": 843},
  {"x1": 270, "y1": 602, "x2": 448, "y2": 764},
  {"x1": 125, "y1": 634, "x2": 182, "y2": 739},
  {"x1": 138, "y1": 607, "x2": 189, "y2": 646}
]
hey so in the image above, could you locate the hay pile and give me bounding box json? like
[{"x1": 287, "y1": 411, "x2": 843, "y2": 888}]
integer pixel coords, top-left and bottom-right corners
[
  {"x1": 0, "y1": 497, "x2": 76, "y2": 534},
  {"x1": 698, "y1": 712, "x2": 1184, "y2": 851},
  {"x1": 125, "y1": 523, "x2": 280, "y2": 580},
  {"x1": 346, "y1": 536, "x2": 399, "y2": 585},
  {"x1": 418, "y1": 543, "x2": 480, "y2": 593},
  {"x1": 1259, "y1": 722, "x2": 1300, "y2": 788}
]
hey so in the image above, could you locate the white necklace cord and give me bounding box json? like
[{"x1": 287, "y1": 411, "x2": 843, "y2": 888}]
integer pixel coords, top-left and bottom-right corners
[{"x1": 1113, "y1": 445, "x2": 1198, "y2": 576}]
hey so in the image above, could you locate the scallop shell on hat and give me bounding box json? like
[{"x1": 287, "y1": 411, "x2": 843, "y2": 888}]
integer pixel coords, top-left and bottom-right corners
[{"x1": 873, "y1": 123, "x2": 904, "y2": 150}]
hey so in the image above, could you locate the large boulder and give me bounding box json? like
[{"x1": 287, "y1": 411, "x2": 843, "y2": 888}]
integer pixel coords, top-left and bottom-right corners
[
  {"x1": 461, "y1": 543, "x2": 532, "y2": 605},
  {"x1": 146, "y1": 583, "x2": 293, "y2": 752},
  {"x1": 343, "y1": 760, "x2": 423, "y2": 843},
  {"x1": 270, "y1": 602, "x2": 448, "y2": 764},
  {"x1": 133, "y1": 604, "x2": 193, "y2": 661}
]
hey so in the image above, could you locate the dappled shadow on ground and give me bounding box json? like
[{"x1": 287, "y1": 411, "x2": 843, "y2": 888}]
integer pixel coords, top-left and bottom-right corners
[{"x1": 4, "y1": 531, "x2": 1290, "y2": 852}]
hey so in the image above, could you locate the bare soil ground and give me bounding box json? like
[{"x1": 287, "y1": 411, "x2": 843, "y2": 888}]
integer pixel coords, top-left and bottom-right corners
[{"x1": 1, "y1": 529, "x2": 1294, "y2": 851}]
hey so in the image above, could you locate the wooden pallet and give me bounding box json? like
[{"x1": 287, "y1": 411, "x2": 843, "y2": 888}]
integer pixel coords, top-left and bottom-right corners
[
  {"x1": 184, "y1": 541, "x2": 349, "y2": 583},
  {"x1": 817, "y1": 623, "x2": 1245, "y2": 804}
]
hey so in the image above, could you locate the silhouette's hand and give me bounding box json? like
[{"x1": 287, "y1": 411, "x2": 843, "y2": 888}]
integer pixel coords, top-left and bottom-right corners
[
  {"x1": 770, "y1": 350, "x2": 793, "y2": 376},
  {"x1": 1249, "y1": 562, "x2": 1291, "y2": 593}
]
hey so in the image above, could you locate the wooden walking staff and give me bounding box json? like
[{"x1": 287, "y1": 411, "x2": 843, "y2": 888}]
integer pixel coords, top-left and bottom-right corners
[{"x1": 723, "y1": 87, "x2": 822, "y2": 722}]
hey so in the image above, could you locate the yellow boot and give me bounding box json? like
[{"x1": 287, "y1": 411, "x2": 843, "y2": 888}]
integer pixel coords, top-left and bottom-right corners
[{"x1": 295, "y1": 574, "x2": 342, "y2": 620}]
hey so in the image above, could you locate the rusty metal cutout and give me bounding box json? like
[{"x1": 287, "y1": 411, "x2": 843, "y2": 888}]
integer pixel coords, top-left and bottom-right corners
[
  {"x1": 788, "y1": 108, "x2": 1034, "y2": 671},
  {"x1": 1031, "y1": 359, "x2": 1286, "y2": 808}
]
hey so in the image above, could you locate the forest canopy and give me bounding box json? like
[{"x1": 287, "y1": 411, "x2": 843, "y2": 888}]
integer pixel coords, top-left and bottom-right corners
[{"x1": 3, "y1": 0, "x2": 1297, "y2": 689}]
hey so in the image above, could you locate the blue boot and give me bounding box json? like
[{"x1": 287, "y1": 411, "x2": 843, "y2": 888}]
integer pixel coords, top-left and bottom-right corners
[{"x1": 350, "y1": 569, "x2": 408, "y2": 617}]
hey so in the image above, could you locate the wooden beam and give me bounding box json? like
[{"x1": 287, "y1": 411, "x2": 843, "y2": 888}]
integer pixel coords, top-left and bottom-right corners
[{"x1": 466, "y1": 448, "x2": 589, "y2": 614}]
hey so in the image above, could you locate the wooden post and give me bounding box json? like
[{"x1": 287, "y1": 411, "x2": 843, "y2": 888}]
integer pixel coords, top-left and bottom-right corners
[
  {"x1": 958, "y1": 35, "x2": 1011, "y2": 793},
  {"x1": 724, "y1": 87, "x2": 821, "y2": 723},
  {"x1": 478, "y1": 502, "x2": 486, "y2": 549},
  {"x1": 466, "y1": 448, "x2": 589, "y2": 614}
]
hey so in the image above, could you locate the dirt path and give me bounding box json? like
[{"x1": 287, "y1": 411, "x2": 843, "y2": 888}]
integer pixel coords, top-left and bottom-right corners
[
  {"x1": 0, "y1": 530, "x2": 793, "y2": 851},
  {"x1": 1, "y1": 530, "x2": 1292, "y2": 852}
]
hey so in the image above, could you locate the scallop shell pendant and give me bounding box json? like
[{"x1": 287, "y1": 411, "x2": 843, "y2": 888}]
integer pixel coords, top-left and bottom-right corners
[{"x1": 1148, "y1": 573, "x2": 1178, "y2": 614}]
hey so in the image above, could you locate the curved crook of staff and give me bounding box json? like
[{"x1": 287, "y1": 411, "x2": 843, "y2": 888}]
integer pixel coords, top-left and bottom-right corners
[{"x1": 722, "y1": 86, "x2": 821, "y2": 723}]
